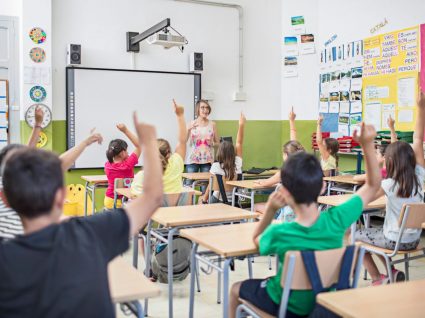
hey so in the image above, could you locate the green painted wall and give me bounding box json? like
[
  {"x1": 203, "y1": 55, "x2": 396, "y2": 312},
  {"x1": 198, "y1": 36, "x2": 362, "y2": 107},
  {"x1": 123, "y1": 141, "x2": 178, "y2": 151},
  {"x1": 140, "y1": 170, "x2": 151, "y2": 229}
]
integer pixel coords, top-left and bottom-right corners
[{"x1": 39, "y1": 119, "x2": 360, "y2": 210}]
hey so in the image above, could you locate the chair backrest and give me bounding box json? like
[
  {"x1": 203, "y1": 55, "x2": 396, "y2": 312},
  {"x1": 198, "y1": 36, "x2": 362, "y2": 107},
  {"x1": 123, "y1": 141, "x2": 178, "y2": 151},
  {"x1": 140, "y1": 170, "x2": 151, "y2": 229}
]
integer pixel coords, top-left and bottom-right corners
[
  {"x1": 398, "y1": 203, "x2": 425, "y2": 229},
  {"x1": 162, "y1": 191, "x2": 194, "y2": 207},
  {"x1": 211, "y1": 173, "x2": 242, "y2": 203},
  {"x1": 114, "y1": 177, "x2": 133, "y2": 189},
  {"x1": 281, "y1": 245, "x2": 361, "y2": 290}
]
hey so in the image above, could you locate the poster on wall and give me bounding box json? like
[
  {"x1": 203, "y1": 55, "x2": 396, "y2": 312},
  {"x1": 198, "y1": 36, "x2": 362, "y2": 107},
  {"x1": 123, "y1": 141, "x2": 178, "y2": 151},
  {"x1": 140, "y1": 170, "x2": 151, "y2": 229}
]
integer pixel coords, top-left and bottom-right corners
[
  {"x1": 300, "y1": 34, "x2": 315, "y2": 54},
  {"x1": 283, "y1": 56, "x2": 298, "y2": 77},
  {"x1": 291, "y1": 16, "x2": 306, "y2": 34},
  {"x1": 363, "y1": 25, "x2": 420, "y2": 131},
  {"x1": 284, "y1": 36, "x2": 299, "y2": 56}
]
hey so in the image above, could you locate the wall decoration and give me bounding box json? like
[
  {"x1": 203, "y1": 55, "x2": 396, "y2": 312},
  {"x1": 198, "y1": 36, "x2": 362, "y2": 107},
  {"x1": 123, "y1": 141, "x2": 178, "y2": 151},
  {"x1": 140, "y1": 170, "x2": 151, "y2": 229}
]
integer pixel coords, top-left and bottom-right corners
[
  {"x1": 29, "y1": 47, "x2": 46, "y2": 63},
  {"x1": 29, "y1": 27, "x2": 47, "y2": 44},
  {"x1": 300, "y1": 34, "x2": 315, "y2": 54},
  {"x1": 29, "y1": 85, "x2": 47, "y2": 102},
  {"x1": 25, "y1": 103, "x2": 52, "y2": 128},
  {"x1": 36, "y1": 131, "x2": 48, "y2": 148},
  {"x1": 284, "y1": 36, "x2": 299, "y2": 56},
  {"x1": 291, "y1": 15, "x2": 306, "y2": 34}
]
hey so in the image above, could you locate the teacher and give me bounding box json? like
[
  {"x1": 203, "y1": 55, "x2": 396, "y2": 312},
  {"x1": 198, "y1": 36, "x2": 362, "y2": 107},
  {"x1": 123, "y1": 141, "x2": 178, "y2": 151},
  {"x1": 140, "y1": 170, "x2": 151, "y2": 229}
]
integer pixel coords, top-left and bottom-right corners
[{"x1": 186, "y1": 99, "x2": 219, "y2": 174}]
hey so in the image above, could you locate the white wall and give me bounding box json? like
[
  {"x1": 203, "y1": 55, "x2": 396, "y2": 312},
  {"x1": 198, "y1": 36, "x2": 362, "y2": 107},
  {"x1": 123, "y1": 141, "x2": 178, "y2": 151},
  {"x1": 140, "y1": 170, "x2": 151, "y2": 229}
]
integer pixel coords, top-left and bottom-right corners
[
  {"x1": 52, "y1": 0, "x2": 282, "y2": 121},
  {"x1": 0, "y1": 0, "x2": 22, "y2": 16},
  {"x1": 281, "y1": 0, "x2": 425, "y2": 121}
]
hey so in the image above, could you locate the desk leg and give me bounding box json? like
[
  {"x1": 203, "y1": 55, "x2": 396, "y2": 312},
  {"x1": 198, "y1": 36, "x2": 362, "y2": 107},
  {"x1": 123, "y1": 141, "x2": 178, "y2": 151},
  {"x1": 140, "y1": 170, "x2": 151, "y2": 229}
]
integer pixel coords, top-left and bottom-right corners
[
  {"x1": 189, "y1": 243, "x2": 199, "y2": 318},
  {"x1": 250, "y1": 190, "x2": 255, "y2": 213},
  {"x1": 132, "y1": 235, "x2": 138, "y2": 269},
  {"x1": 167, "y1": 228, "x2": 178, "y2": 318},
  {"x1": 144, "y1": 220, "x2": 153, "y2": 316},
  {"x1": 351, "y1": 222, "x2": 356, "y2": 244},
  {"x1": 217, "y1": 257, "x2": 221, "y2": 304},
  {"x1": 222, "y1": 258, "x2": 232, "y2": 318},
  {"x1": 248, "y1": 257, "x2": 253, "y2": 279},
  {"x1": 356, "y1": 151, "x2": 363, "y2": 174},
  {"x1": 134, "y1": 301, "x2": 144, "y2": 318},
  {"x1": 231, "y1": 187, "x2": 237, "y2": 207},
  {"x1": 84, "y1": 181, "x2": 89, "y2": 217},
  {"x1": 91, "y1": 184, "x2": 96, "y2": 215}
]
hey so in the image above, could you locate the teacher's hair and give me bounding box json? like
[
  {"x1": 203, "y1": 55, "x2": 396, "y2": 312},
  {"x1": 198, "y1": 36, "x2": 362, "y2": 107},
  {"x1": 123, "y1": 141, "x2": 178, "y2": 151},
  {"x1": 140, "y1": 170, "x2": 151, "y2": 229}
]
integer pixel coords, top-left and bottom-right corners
[{"x1": 195, "y1": 99, "x2": 211, "y2": 117}]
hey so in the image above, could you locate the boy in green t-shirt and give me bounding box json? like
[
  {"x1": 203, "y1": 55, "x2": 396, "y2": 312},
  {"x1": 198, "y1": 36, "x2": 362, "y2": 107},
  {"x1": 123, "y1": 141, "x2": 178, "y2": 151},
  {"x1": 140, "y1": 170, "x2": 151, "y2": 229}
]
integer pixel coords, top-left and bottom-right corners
[{"x1": 229, "y1": 123, "x2": 381, "y2": 318}]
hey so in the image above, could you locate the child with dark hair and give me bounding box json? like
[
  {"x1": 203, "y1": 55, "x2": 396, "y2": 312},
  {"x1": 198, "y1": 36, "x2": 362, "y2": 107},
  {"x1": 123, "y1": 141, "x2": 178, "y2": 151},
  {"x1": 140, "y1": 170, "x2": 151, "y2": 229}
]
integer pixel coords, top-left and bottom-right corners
[
  {"x1": 0, "y1": 113, "x2": 163, "y2": 317},
  {"x1": 199, "y1": 112, "x2": 245, "y2": 204},
  {"x1": 104, "y1": 124, "x2": 141, "y2": 209},
  {"x1": 131, "y1": 100, "x2": 187, "y2": 195},
  {"x1": 317, "y1": 115, "x2": 339, "y2": 176},
  {"x1": 356, "y1": 91, "x2": 425, "y2": 285},
  {"x1": 229, "y1": 122, "x2": 381, "y2": 318}
]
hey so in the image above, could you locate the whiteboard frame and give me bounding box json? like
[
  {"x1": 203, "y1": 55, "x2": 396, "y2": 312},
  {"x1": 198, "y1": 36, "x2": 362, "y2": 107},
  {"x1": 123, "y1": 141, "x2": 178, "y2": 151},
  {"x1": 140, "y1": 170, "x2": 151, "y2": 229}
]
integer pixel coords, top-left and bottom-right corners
[{"x1": 66, "y1": 66, "x2": 202, "y2": 170}]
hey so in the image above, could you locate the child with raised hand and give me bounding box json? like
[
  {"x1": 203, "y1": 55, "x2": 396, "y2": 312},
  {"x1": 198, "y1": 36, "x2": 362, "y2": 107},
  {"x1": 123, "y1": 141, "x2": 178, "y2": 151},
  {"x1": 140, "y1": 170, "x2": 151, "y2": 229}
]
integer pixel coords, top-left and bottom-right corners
[
  {"x1": 356, "y1": 90, "x2": 425, "y2": 286},
  {"x1": 104, "y1": 123, "x2": 141, "y2": 209},
  {"x1": 0, "y1": 112, "x2": 162, "y2": 317},
  {"x1": 131, "y1": 99, "x2": 187, "y2": 195},
  {"x1": 199, "y1": 112, "x2": 246, "y2": 204},
  {"x1": 254, "y1": 107, "x2": 304, "y2": 222},
  {"x1": 317, "y1": 115, "x2": 339, "y2": 176},
  {"x1": 229, "y1": 122, "x2": 381, "y2": 318}
]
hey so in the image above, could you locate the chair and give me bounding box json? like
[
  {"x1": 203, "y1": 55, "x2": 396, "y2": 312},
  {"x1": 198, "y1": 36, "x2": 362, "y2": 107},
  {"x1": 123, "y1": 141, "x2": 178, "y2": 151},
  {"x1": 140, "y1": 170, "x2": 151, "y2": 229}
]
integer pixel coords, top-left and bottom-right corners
[
  {"x1": 113, "y1": 177, "x2": 133, "y2": 209},
  {"x1": 208, "y1": 173, "x2": 242, "y2": 205},
  {"x1": 361, "y1": 203, "x2": 425, "y2": 283},
  {"x1": 236, "y1": 245, "x2": 365, "y2": 318}
]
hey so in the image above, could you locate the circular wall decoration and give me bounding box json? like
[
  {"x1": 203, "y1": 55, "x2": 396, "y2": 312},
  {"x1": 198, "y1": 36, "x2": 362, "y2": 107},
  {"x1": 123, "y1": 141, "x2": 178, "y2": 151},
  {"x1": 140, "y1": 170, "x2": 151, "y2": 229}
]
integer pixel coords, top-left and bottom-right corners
[
  {"x1": 37, "y1": 131, "x2": 48, "y2": 148},
  {"x1": 29, "y1": 47, "x2": 46, "y2": 63},
  {"x1": 25, "y1": 104, "x2": 52, "y2": 128},
  {"x1": 29, "y1": 27, "x2": 47, "y2": 44},
  {"x1": 29, "y1": 86, "x2": 47, "y2": 102}
]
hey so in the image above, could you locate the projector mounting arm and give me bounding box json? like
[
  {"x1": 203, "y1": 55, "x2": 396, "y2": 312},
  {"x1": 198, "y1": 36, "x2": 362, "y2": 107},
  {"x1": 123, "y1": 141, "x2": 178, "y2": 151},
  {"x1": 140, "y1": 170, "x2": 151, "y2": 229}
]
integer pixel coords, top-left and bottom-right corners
[{"x1": 126, "y1": 18, "x2": 171, "y2": 52}]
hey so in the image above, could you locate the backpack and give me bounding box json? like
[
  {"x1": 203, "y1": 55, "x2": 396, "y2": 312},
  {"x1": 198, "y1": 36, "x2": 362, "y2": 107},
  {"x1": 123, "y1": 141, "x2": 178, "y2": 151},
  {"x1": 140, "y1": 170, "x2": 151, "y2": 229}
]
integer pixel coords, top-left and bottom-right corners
[
  {"x1": 151, "y1": 237, "x2": 192, "y2": 283},
  {"x1": 151, "y1": 192, "x2": 192, "y2": 283},
  {"x1": 301, "y1": 246, "x2": 356, "y2": 318}
]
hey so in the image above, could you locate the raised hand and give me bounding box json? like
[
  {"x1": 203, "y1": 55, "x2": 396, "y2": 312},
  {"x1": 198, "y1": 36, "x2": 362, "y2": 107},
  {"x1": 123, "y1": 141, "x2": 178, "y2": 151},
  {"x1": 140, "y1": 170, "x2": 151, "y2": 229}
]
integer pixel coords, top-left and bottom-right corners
[
  {"x1": 239, "y1": 112, "x2": 246, "y2": 126},
  {"x1": 387, "y1": 115, "x2": 395, "y2": 130},
  {"x1": 133, "y1": 112, "x2": 157, "y2": 146},
  {"x1": 84, "y1": 128, "x2": 103, "y2": 146},
  {"x1": 317, "y1": 115, "x2": 324, "y2": 125},
  {"x1": 173, "y1": 99, "x2": 184, "y2": 117},
  {"x1": 353, "y1": 122, "x2": 377, "y2": 145},
  {"x1": 116, "y1": 123, "x2": 127, "y2": 132},
  {"x1": 267, "y1": 186, "x2": 286, "y2": 211},
  {"x1": 35, "y1": 106, "x2": 44, "y2": 126},
  {"x1": 417, "y1": 89, "x2": 425, "y2": 109},
  {"x1": 289, "y1": 106, "x2": 296, "y2": 121}
]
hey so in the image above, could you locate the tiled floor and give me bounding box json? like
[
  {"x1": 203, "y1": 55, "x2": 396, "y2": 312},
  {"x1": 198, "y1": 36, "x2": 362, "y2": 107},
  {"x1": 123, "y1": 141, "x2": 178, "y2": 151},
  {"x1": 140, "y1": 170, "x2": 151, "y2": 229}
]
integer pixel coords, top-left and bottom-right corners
[{"x1": 117, "y1": 231, "x2": 425, "y2": 318}]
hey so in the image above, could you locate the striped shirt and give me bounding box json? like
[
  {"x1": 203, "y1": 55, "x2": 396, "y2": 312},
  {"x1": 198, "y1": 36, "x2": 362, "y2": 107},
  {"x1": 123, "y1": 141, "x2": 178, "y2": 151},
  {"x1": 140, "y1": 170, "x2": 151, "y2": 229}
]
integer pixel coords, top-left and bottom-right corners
[{"x1": 0, "y1": 180, "x2": 23, "y2": 241}]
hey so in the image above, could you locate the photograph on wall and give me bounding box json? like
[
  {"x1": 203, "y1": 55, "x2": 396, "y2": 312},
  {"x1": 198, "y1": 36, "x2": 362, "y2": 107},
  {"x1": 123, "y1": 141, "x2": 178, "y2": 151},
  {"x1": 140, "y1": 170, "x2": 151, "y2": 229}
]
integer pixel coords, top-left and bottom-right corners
[
  {"x1": 283, "y1": 56, "x2": 298, "y2": 77},
  {"x1": 284, "y1": 36, "x2": 299, "y2": 56},
  {"x1": 350, "y1": 90, "x2": 362, "y2": 101},
  {"x1": 329, "y1": 92, "x2": 340, "y2": 102},
  {"x1": 340, "y1": 91, "x2": 350, "y2": 101},
  {"x1": 291, "y1": 15, "x2": 306, "y2": 34},
  {"x1": 351, "y1": 67, "x2": 363, "y2": 78},
  {"x1": 331, "y1": 71, "x2": 341, "y2": 82},
  {"x1": 300, "y1": 34, "x2": 315, "y2": 54}
]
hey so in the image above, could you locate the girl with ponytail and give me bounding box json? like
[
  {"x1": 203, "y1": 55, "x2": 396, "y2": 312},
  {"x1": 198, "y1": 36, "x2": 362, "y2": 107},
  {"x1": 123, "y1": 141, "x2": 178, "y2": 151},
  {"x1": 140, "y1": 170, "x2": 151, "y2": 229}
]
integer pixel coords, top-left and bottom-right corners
[{"x1": 131, "y1": 100, "x2": 187, "y2": 195}]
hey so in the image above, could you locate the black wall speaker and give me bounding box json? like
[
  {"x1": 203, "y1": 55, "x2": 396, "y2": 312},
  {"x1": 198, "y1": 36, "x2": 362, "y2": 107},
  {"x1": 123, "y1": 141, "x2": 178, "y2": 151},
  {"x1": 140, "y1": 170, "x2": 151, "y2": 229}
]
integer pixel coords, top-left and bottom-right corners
[{"x1": 67, "y1": 44, "x2": 81, "y2": 65}]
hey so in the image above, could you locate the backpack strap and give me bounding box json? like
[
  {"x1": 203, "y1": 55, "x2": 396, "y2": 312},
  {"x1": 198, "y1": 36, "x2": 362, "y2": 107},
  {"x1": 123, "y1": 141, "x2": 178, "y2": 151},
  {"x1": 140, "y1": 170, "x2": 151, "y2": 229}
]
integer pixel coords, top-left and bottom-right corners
[
  {"x1": 301, "y1": 250, "x2": 325, "y2": 296},
  {"x1": 216, "y1": 174, "x2": 229, "y2": 204},
  {"x1": 335, "y1": 245, "x2": 355, "y2": 290}
]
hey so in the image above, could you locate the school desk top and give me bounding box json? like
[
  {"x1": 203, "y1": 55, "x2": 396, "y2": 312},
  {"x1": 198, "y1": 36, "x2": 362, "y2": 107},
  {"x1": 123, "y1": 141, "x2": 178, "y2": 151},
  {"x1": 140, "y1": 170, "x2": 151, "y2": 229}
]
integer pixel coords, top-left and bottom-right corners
[
  {"x1": 81, "y1": 175, "x2": 108, "y2": 183},
  {"x1": 226, "y1": 179, "x2": 277, "y2": 190},
  {"x1": 108, "y1": 257, "x2": 160, "y2": 303},
  {"x1": 316, "y1": 279, "x2": 425, "y2": 318},
  {"x1": 152, "y1": 203, "x2": 258, "y2": 227},
  {"x1": 115, "y1": 187, "x2": 202, "y2": 199},
  {"x1": 323, "y1": 174, "x2": 364, "y2": 185},
  {"x1": 180, "y1": 222, "x2": 258, "y2": 258},
  {"x1": 182, "y1": 172, "x2": 211, "y2": 180},
  {"x1": 244, "y1": 169, "x2": 279, "y2": 178},
  {"x1": 318, "y1": 194, "x2": 386, "y2": 210}
]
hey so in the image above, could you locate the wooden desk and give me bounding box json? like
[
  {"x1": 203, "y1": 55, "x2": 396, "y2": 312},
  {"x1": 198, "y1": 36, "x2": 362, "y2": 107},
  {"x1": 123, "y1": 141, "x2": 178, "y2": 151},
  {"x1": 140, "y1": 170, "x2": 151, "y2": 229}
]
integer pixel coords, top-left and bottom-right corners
[
  {"x1": 318, "y1": 194, "x2": 386, "y2": 243},
  {"x1": 146, "y1": 203, "x2": 258, "y2": 318},
  {"x1": 323, "y1": 174, "x2": 363, "y2": 195},
  {"x1": 115, "y1": 186, "x2": 202, "y2": 201},
  {"x1": 317, "y1": 279, "x2": 425, "y2": 318},
  {"x1": 181, "y1": 222, "x2": 259, "y2": 318},
  {"x1": 182, "y1": 172, "x2": 211, "y2": 181},
  {"x1": 109, "y1": 257, "x2": 160, "y2": 317},
  {"x1": 243, "y1": 169, "x2": 279, "y2": 179},
  {"x1": 226, "y1": 179, "x2": 277, "y2": 212},
  {"x1": 81, "y1": 175, "x2": 108, "y2": 216}
]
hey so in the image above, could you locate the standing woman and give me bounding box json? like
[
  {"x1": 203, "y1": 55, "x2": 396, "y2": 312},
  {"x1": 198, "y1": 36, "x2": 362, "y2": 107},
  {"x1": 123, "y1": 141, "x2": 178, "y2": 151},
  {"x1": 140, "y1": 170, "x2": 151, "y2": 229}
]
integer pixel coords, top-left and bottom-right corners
[{"x1": 186, "y1": 99, "x2": 219, "y2": 174}]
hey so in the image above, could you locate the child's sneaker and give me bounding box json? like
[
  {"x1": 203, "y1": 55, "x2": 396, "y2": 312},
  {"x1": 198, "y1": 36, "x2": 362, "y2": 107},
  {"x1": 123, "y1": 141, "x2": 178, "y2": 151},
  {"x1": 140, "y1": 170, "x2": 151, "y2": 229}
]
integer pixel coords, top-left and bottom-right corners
[
  {"x1": 392, "y1": 269, "x2": 405, "y2": 282},
  {"x1": 372, "y1": 274, "x2": 389, "y2": 286}
]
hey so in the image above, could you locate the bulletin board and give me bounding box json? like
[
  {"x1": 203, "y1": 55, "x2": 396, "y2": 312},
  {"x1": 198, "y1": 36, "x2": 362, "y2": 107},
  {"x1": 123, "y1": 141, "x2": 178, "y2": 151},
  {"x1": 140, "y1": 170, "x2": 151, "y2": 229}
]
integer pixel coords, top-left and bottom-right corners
[{"x1": 363, "y1": 26, "x2": 420, "y2": 131}]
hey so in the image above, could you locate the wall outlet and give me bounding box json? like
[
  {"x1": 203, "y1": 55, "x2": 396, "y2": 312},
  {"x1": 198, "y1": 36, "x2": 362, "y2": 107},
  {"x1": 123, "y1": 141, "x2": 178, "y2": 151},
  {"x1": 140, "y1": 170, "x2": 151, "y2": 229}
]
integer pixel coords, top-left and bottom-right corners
[{"x1": 232, "y1": 91, "x2": 247, "y2": 101}]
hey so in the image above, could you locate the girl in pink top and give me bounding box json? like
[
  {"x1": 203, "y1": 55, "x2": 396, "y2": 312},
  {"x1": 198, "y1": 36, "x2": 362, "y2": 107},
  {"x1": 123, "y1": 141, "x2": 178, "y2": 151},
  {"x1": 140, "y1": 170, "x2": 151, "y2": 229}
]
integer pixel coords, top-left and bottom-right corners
[
  {"x1": 186, "y1": 100, "x2": 219, "y2": 176},
  {"x1": 104, "y1": 124, "x2": 141, "y2": 209}
]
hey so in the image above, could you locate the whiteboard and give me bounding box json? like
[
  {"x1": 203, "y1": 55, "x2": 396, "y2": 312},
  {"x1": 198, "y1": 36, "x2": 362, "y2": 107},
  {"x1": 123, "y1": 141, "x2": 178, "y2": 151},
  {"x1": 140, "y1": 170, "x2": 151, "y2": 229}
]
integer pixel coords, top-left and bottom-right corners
[{"x1": 66, "y1": 67, "x2": 200, "y2": 169}]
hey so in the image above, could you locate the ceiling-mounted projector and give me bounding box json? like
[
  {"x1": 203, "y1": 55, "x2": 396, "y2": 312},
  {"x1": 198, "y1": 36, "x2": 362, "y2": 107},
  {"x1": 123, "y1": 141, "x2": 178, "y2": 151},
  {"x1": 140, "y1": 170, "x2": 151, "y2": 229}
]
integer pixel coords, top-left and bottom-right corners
[{"x1": 146, "y1": 33, "x2": 187, "y2": 49}]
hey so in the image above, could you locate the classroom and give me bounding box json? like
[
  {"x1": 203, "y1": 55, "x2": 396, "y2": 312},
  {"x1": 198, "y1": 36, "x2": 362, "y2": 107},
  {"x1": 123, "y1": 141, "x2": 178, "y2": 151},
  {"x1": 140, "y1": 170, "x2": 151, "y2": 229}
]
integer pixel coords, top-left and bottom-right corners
[{"x1": 1, "y1": 0, "x2": 425, "y2": 317}]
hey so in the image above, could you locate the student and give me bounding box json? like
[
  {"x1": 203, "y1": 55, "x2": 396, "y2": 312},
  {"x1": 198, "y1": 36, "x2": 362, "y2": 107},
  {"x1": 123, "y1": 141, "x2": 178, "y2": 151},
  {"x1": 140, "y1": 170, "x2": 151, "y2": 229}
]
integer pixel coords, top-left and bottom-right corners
[
  {"x1": 254, "y1": 107, "x2": 304, "y2": 222},
  {"x1": 0, "y1": 106, "x2": 44, "y2": 241},
  {"x1": 186, "y1": 99, "x2": 219, "y2": 174},
  {"x1": 229, "y1": 122, "x2": 381, "y2": 318},
  {"x1": 104, "y1": 124, "x2": 141, "y2": 209},
  {"x1": 316, "y1": 115, "x2": 339, "y2": 176},
  {"x1": 199, "y1": 112, "x2": 245, "y2": 204},
  {"x1": 356, "y1": 91, "x2": 425, "y2": 285},
  {"x1": 0, "y1": 121, "x2": 103, "y2": 241},
  {"x1": 0, "y1": 113, "x2": 163, "y2": 317},
  {"x1": 353, "y1": 115, "x2": 396, "y2": 182},
  {"x1": 131, "y1": 100, "x2": 186, "y2": 195}
]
